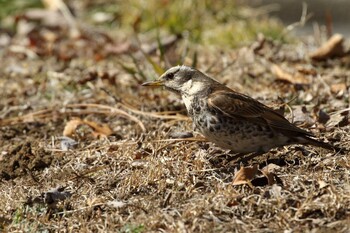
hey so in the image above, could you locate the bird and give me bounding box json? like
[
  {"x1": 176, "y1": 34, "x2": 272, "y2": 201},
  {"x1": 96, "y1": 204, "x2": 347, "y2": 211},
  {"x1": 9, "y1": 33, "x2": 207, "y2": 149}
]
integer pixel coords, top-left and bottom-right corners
[{"x1": 142, "y1": 65, "x2": 336, "y2": 154}]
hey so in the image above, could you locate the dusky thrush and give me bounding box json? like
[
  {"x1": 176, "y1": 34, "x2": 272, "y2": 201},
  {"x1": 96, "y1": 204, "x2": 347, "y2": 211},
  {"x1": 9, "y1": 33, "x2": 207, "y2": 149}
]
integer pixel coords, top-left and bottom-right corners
[{"x1": 142, "y1": 65, "x2": 336, "y2": 154}]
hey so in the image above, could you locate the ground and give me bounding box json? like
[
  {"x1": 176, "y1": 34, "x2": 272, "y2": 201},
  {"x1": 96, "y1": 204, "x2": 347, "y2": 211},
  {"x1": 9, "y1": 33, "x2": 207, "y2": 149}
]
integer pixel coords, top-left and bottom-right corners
[{"x1": 0, "y1": 1, "x2": 349, "y2": 232}]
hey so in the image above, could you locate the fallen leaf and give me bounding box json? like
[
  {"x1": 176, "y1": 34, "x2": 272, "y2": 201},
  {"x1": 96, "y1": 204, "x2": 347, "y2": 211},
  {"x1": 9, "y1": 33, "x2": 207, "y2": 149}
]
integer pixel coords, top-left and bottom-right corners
[
  {"x1": 63, "y1": 118, "x2": 113, "y2": 138},
  {"x1": 83, "y1": 120, "x2": 113, "y2": 138},
  {"x1": 330, "y1": 83, "x2": 347, "y2": 95},
  {"x1": 63, "y1": 118, "x2": 83, "y2": 137},
  {"x1": 309, "y1": 34, "x2": 345, "y2": 60},
  {"x1": 232, "y1": 165, "x2": 258, "y2": 188},
  {"x1": 271, "y1": 65, "x2": 310, "y2": 85},
  {"x1": 261, "y1": 163, "x2": 281, "y2": 186}
]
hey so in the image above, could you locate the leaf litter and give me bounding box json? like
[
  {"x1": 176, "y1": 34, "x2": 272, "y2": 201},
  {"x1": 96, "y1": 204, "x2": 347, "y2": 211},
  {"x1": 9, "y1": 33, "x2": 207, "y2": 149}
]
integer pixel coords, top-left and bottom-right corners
[{"x1": 0, "y1": 1, "x2": 349, "y2": 232}]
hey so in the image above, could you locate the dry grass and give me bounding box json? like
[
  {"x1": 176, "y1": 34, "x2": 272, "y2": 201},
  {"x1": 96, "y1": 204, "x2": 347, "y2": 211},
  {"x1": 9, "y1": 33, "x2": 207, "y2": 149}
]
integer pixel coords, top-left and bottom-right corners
[{"x1": 0, "y1": 1, "x2": 350, "y2": 232}]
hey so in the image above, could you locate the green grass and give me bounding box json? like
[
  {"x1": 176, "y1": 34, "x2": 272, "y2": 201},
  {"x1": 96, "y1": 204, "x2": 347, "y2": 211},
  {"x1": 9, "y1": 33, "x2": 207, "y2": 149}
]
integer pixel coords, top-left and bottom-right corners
[
  {"x1": 0, "y1": 0, "x2": 42, "y2": 20},
  {"x1": 85, "y1": 0, "x2": 285, "y2": 48},
  {"x1": 120, "y1": 224, "x2": 145, "y2": 233},
  {"x1": 0, "y1": 0, "x2": 286, "y2": 47}
]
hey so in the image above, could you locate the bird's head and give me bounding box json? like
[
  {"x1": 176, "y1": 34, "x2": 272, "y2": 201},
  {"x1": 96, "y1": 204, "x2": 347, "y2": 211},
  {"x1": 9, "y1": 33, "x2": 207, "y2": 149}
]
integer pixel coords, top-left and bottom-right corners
[{"x1": 142, "y1": 65, "x2": 209, "y2": 95}]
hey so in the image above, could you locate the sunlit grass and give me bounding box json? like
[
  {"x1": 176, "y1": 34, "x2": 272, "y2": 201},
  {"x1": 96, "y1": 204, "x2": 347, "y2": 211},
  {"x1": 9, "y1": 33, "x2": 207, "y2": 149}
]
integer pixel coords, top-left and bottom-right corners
[
  {"x1": 86, "y1": 0, "x2": 286, "y2": 47},
  {"x1": 0, "y1": 0, "x2": 42, "y2": 19},
  {"x1": 0, "y1": 0, "x2": 286, "y2": 47}
]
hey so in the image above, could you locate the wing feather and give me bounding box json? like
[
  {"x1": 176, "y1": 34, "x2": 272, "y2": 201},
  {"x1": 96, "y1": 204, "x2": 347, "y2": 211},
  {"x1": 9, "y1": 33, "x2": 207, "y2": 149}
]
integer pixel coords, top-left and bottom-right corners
[{"x1": 208, "y1": 90, "x2": 312, "y2": 136}]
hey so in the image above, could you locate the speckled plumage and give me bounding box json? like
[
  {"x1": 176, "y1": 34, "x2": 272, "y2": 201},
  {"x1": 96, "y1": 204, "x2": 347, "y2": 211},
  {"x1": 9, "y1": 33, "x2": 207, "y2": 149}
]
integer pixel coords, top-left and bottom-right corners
[{"x1": 143, "y1": 65, "x2": 335, "y2": 153}]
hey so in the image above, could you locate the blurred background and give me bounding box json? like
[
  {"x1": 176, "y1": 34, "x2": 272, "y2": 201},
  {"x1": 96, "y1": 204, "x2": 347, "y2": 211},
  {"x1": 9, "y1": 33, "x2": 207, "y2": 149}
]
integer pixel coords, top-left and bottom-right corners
[
  {"x1": 0, "y1": 1, "x2": 349, "y2": 232},
  {"x1": 245, "y1": 0, "x2": 350, "y2": 37},
  {"x1": 0, "y1": 0, "x2": 348, "y2": 49}
]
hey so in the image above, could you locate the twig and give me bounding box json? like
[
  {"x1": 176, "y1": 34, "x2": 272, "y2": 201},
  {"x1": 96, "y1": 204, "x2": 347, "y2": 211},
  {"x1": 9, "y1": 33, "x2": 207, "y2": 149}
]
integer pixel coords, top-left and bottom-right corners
[
  {"x1": 153, "y1": 137, "x2": 207, "y2": 143},
  {"x1": 0, "y1": 104, "x2": 146, "y2": 132},
  {"x1": 67, "y1": 103, "x2": 146, "y2": 132},
  {"x1": 280, "y1": 2, "x2": 313, "y2": 37},
  {"x1": 120, "y1": 102, "x2": 189, "y2": 120}
]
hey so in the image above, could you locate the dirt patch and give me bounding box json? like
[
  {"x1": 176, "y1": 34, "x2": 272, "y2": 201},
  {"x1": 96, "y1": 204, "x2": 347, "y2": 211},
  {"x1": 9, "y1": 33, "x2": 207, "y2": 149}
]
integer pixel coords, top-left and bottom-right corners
[
  {"x1": 0, "y1": 140, "x2": 58, "y2": 180},
  {"x1": 0, "y1": 1, "x2": 349, "y2": 232}
]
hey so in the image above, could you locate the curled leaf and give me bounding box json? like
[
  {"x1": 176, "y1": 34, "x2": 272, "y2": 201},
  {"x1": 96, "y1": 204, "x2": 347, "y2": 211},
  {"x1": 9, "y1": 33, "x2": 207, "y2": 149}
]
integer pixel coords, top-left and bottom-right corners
[
  {"x1": 309, "y1": 34, "x2": 345, "y2": 60},
  {"x1": 232, "y1": 164, "x2": 258, "y2": 188},
  {"x1": 83, "y1": 120, "x2": 113, "y2": 138},
  {"x1": 271, "y1": 65, "x2": 310, "y2": 85},
  {"x1": 330, "y1": 83, "x2": 347, "y2": 96},
  {"x1": 63, "y1": 118, "x2": 83, "y2": 137},
  {"x1": 261, "y1": 163, "x2": 281, "y2": 186},
  {"x1": 63, "y1": 118, "x2": 113, "y2": 139}
]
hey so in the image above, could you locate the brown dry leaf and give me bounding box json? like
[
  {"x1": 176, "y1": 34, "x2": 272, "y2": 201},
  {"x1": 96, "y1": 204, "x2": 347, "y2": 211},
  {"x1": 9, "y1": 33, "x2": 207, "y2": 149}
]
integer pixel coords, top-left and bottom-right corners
[
  {"x1": 83, "y1": 120, "x2": 113, "y2": 138},
  {"x1": 330, "y1": 83, "x2": 347, "y2": 95},
  {"x1": 271, "y1": 65, "x2": 310, "y2": 85},
  {"x1": 309, "y1": 34, "x2": 345, "y2": 60},
  {"x1": 261, "y1": 164, "x2": 280, "y2": 186},
  {"x1": 232, "y1": 164, "x2": 258, "y2": 187},
  {"x1": 63, "y1": 118, "x2": 113, "y2": 138},
  {"x1": 63, "y1": 118, "x2": 84, "y2": 137}
]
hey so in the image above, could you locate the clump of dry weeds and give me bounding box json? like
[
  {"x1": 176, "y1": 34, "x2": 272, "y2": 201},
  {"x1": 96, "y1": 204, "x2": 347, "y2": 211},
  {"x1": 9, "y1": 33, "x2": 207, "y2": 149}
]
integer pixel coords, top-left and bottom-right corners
[{"x1": 0, "y1": 1, "x2": 350, "y2": 232}]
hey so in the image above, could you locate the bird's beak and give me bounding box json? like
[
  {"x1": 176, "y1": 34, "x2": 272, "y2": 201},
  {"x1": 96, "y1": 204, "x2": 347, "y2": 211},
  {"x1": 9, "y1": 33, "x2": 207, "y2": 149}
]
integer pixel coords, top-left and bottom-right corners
[{"x1": 141, "y1": 80, "x2": 164, "y2": 87}]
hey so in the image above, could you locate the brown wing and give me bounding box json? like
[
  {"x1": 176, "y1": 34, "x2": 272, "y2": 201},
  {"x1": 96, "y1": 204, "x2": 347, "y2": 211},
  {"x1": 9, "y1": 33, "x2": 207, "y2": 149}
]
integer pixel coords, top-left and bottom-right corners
[{"x1": 208, "y1": 90, "x2": 313, "y2": 136}]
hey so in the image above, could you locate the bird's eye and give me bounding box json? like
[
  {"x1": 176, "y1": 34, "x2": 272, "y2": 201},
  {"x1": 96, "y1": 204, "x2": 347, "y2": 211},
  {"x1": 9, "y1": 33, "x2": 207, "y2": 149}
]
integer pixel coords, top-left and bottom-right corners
[{"x1": 165, "y1": 72, "x2": 175, "y2": 80}]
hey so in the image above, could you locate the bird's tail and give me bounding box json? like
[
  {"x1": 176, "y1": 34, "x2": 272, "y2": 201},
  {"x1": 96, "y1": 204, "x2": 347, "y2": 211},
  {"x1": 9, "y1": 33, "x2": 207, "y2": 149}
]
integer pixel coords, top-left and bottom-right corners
[{"x1": 300, "y1": 136, "x2": 341, "y2": 152}]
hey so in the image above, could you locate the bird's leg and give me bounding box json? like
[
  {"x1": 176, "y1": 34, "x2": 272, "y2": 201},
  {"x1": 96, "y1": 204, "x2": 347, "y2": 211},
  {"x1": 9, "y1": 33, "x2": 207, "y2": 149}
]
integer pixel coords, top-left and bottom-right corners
[
  {"x1": 226, "y1": 152, "x2": 251, "y2": 163},
  {"x1": 228, "y1": 150, "x2": 266, "y2": 164}
]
